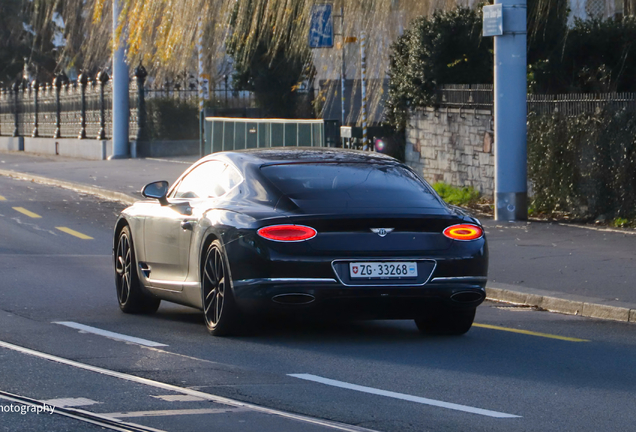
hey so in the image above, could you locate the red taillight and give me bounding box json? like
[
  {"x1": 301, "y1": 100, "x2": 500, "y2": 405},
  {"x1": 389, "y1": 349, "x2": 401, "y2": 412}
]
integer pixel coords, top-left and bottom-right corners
[
  {"x1": 443, "y1": 224, "x2": 483, "y2": 241},
  {"x1": 257, "y1": 225, "x2": 317, "y2": 242}
]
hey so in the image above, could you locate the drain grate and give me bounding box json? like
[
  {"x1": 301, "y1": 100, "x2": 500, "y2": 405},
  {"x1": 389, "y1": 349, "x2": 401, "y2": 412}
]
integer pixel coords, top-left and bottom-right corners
[{"x1": 492, "y1": 303, "x2": 546, "y2": 312}]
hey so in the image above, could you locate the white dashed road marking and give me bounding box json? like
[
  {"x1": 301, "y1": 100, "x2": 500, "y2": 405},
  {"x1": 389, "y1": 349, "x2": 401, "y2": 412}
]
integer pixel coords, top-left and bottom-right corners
[
  {"x1": 53, "y1": 322, "x2": 168, "y2": 347},
  {"x1": 42, "y1": 397, "x2": 101, "y2": 408},
  {"x1": 151, "y1": 395, "x2": 207, "y2": 402},
  {"x1": 0, "y1": 340, "x2": 379, "y2": 432},
  {"x1": 288, "y1": 374, "x2": 521, "y2": 419},
  {"x1": 103, "y1": 408, "x2": 249, "y2": 419}
]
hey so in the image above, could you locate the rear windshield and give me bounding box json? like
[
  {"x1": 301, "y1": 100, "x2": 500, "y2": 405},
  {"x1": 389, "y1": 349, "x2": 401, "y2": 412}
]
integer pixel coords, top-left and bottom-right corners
[{"x1": 260, "y1": 163, "x2": 442, "y2": 209}]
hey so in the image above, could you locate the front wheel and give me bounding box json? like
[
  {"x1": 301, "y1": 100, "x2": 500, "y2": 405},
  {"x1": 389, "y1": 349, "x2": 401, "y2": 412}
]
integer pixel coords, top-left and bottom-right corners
[
  {"x1": 202, "y1": 240, "x2": 241, "y2": 336},
  {"x1": 115, "y1": 226, "x2": 161, "y2": 314},
  {"x1": 415, "y1": 308, "x2": 476, "y2": 336}
]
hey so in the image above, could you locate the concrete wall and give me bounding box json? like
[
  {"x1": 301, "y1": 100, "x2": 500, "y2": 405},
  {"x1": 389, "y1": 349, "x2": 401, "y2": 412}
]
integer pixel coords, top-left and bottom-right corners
[
  {"x1": 20, "y1": 138, "x2": 113, "y2": 160},
  {"x1": 0, "y1": 137, "x2": 24, "y2": 152},
  {"x1": 1, "y1": 137, "x2": 199, "y2": 160},
  {"x1": 405, "y1": 107, "x2": 495, "y2": 197}
]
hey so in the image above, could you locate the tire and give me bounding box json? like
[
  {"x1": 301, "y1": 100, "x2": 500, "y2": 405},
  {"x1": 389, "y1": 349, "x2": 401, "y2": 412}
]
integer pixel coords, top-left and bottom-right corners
[
  {"x1": 115, "y1": 226, "x2": 161, "y2": 314},
  {"x1": 202, "y1": 240, "x2": 241, "y2": 336},
  {"x1": 414, "y1": 308, "x2": 476, "y2": 336}
]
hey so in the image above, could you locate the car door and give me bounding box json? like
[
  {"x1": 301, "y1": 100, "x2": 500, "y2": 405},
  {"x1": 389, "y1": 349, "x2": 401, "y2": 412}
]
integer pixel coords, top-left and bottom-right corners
[{"x1": 142, "y1": 160, "x2": 228, "y2": 288}]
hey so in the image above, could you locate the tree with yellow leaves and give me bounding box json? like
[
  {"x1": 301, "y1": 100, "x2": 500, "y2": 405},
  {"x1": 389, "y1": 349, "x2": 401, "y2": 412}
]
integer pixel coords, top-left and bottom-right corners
[{"x1": 26, "y1": 0, "x2": 624, "y2": 119}]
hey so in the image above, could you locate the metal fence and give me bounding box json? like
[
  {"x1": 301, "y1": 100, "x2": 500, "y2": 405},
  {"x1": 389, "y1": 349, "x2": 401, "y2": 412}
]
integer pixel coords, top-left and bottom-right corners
[
  {"x1": 0, "y1": 73, "x2": 256, "y2": 140},
  {"x1": 0, "y1": 76, "x2": 116, "y2": 140},
  {"x1": 436, "y1": 84, "x2": 636, "y2": 116},
  {"x1": 436, "y1": 84, "x2": 494, "y2": 110},
  {"x1": 527, "y1": 92, "x2": 636, "y2": 116},
  {"x1": 202, "y1": 117, "x2": 331, "y2": 155},
  {"x1": 143, "y1": 83, "x2": 256, "y2": 109}
]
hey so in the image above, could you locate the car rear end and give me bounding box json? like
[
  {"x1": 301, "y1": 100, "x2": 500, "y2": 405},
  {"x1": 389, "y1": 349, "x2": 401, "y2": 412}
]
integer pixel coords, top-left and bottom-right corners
[{"x1": 226, "y1": 159, "x2": 487, "y2": 320}]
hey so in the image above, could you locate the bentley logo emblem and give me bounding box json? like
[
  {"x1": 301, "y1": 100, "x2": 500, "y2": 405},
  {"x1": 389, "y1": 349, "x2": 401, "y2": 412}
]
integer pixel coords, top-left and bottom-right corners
[{"x1": 371, "y1": 228, "x2": 394, "y2": 237}]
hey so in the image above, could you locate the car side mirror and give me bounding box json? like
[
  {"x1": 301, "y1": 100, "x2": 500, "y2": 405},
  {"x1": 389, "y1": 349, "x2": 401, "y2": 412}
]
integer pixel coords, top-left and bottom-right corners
[{"x1": 142, "y1": 181, "x2": 169, "y2": 206}]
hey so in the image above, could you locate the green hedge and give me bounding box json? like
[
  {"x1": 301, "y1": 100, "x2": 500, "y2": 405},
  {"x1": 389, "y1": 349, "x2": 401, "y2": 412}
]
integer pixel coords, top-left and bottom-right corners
[
  {"x1": 528, "y1": 107, "x2": 636, "y2": 219},
  {"x1": 146, "y1": 98, "x2": 199, "y2": 141},
  {"x1": 385, "y1": 7, "x2": 492, "y2": 131}
]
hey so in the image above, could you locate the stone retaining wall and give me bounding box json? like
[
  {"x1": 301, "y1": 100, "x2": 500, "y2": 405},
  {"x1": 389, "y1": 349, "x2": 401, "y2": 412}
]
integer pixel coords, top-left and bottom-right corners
[{"x1": 405, "y1": 107, "x2": 495, "y2": 197}]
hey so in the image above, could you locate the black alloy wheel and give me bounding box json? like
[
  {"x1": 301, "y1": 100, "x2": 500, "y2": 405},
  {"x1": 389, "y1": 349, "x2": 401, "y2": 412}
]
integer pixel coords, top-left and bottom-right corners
[
  {"x1": 115, "y1": 226, "x2": 160, "y2": 314},
  {"x1": 202, "y1": 240, "x2": 240, "y2": 336},
  {"x1": 414, "y1": 308, "x2": 476, "y2": 336}
]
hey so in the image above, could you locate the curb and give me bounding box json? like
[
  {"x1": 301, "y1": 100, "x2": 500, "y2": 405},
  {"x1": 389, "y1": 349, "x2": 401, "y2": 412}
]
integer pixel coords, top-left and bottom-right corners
[
  {"x1": 486, "y1": 285, "x2": 636, "y2": 324},
  {"x1": 0, "y1": 168, "x2": 137, "y2": 206},
  {"x1": 2, "y1": 167, "x2": 635, "y2": 325}
]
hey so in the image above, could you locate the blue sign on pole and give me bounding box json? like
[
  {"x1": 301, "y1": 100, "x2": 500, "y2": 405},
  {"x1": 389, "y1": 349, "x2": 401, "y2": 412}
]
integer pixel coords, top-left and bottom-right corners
[
  {"x1": 483, "y1": 4, "x2": 503, "y2": 37},
  {"x1": 309, "y1": 4, "x2": 334, "y2": 48}
]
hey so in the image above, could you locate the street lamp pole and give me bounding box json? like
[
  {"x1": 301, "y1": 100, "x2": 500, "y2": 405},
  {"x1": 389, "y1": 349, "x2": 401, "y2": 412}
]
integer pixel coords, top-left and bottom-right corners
[
  {"x1": 493, "y1": 0, "x2": 528, "y2": 221},
  {"x1": 110, "y1": 0, "x2": 130, "y2": 159},
  {"x1": 340, "y1": 3, "x2": 346, "y2": 127},
  {"x1": 360, "y1": 31, "x2": 368, "y2": 150}
]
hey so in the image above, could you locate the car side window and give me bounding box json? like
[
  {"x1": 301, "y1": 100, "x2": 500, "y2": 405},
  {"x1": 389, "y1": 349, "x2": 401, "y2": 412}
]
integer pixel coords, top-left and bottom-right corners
[
  {"x1": 218, "y1": 165, "x2": 242, "y2": 195},
  {"x1": 173, "y1": 161, "x2": 227, "y2": 199}
]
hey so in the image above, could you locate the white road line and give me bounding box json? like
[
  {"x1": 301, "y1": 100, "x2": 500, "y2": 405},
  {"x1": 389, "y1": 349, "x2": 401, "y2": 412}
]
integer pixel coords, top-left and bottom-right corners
[
  {"x1": 288, "y1": 374, "x2": 521, "y2": 419},
  {"x1": 0, "y1": 340, "x2": 379, "y2": 432},
  {"x1": 103, "y1": 408, "x2": 248, "y2": 418},
  {"x1": 0, "y1": 391, "x2": 168, "y2": 432},
  {"x1": 43, "y1": 397, "x2": 101, "y2": 408},
  {"x1": 151, "y1": 395, "x2": 206, "y2": 402},
  {"x1": 53, "y1": 322, "x2": 168, "y2": 347}
]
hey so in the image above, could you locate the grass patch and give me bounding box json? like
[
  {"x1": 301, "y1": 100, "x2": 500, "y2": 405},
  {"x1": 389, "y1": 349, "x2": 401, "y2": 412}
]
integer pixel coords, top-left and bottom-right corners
[
  {"x1": 612, "y1": 217, "x2": 631, "y2": 228},
  {"x1": 432, "y1": 183, "x2": 480, "y2": 206}
]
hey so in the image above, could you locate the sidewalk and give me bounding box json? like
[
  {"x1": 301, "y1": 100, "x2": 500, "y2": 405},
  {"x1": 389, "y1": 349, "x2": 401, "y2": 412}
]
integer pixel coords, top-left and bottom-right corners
[
  {"x1": 1, "y1": 150, "x2": 634, "y2": 324},
  {"x1": 0, "y1": 152, "x2": 197, "y2": 204}
]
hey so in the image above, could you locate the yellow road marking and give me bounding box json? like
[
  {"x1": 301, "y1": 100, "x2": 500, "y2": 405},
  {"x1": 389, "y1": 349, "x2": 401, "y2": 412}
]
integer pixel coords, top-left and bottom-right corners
[
  {"x1": 473, "y1": 323, "x2": 590, "y2": 342},
  {"x1": 0, "y1": 195, "x2": 6, "y2": 201},
  {"x1": 56, "y1": 227, "x2": 93, "y2": 240},
  {"x1": 13, "y1": 207, "x2": 41, "y2": 218}
]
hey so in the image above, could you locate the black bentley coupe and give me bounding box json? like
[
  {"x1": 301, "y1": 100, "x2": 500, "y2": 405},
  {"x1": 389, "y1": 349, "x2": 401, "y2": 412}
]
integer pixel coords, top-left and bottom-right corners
[{"x1": 113, "y1": 148, "x2": 488, "y2": 336}]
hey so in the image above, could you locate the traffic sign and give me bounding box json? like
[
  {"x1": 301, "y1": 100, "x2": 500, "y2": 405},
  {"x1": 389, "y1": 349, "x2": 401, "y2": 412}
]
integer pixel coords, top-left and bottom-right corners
[
  {"x1": 199, "y1": 75, "x2": 210, "y2": 100},
  {"x1": 309, "y1": 4, "x2": 334, "y2": 48},
  {"x1": 483, "y1": 4, "x2": 503, "y2": 37}
]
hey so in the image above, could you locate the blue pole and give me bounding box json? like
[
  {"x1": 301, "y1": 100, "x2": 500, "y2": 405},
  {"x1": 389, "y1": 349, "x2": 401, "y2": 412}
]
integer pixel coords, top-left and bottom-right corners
[
  {"x1": 111, "y1": 0, "x2": 129, "y2": 159},
  {"x1": 494, "y1": 0, "x2": 527, "y2": 221}
]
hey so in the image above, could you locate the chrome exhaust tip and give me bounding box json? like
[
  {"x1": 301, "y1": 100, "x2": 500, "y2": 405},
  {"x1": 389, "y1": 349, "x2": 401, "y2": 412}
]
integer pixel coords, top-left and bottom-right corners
[
  {"x1": 272, "y1": 293, "x2": 316, "y2": 305},
  {"x1": 450, "y1": 291, "x2": 485, "y2": 304}
]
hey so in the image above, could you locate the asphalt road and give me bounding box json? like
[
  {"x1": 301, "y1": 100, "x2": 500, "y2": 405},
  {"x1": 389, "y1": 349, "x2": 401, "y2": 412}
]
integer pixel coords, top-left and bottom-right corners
[
  {"x1": 485, "y1": 219, "x2": 636, "y2": 304},
  {"x1": 1, "y1": 176, "x2": 635, "y2": 432}
]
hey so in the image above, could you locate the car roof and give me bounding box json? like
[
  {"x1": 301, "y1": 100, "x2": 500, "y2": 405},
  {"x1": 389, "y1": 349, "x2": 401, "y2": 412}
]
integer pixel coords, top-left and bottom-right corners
[{"x1": 199, "y1": 147, "x2": 400, "y2": 169}]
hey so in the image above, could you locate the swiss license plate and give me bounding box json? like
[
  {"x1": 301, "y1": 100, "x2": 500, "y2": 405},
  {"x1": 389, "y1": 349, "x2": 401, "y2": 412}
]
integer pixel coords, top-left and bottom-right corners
[{"x1": 349, "y1": 262, "x2": 418, "y2": 278}]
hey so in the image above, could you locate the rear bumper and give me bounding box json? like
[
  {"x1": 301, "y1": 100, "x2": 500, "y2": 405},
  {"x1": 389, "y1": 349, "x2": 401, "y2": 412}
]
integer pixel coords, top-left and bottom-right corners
[
  {"x1": 232, "y1": 277, "x2": 486, "y2": 319},
  {"x1": 224, "y1": 230, "x2": 488, "y2": 319}
]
